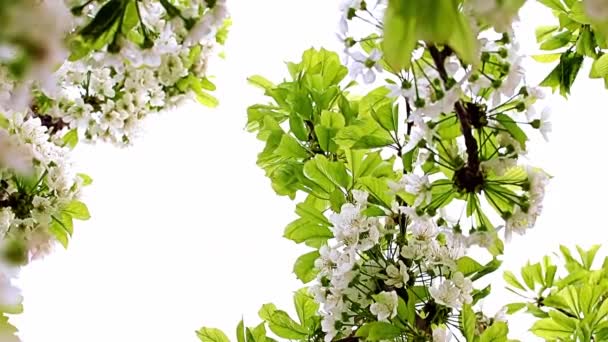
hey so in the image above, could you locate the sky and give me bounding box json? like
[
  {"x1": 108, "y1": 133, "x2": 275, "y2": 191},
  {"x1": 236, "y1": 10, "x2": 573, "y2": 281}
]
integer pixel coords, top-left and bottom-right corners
[{"x1": 11, "y1": 1, "x2": 608, "y2": 341}]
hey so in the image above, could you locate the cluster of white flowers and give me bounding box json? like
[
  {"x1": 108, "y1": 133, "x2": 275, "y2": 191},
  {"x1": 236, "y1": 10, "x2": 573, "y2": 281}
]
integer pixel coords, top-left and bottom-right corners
[
  {"x1": 398, "y1": 209, "x2": 469, "y2": 274},
  {"x1": 369, "y1": 290, "x2": 398, "y2": 321},
  {"x1": 312, "y1": 190, "x2": 383, "y2": 341},
  {"x1": 338, "y1": 0, "x2": 387, "y2": 82},
  {"x1": 505, "y1": 167, "x2": 549, "y2": 241},
  {"x1": 0, "y1": 110, "x2": 85, "y2": 335},
  {"x1": 36, "y1": 0, "x2": 229, "y2": 145},
  {"x1": 0, "y1": 0, "x2": 73, "y2": 110},
  {"x1": 429, "y1": 271, "x2": 473, "y2": 309},
  {"x1": 0, "y1": 112, "x2": 82, "y2": 258}
]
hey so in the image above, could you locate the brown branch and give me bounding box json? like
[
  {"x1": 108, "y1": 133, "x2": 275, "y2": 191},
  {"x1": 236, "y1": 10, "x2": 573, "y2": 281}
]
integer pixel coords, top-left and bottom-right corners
[{"x1": 428, "y1": 45, "x2": 481, "y2": 183}]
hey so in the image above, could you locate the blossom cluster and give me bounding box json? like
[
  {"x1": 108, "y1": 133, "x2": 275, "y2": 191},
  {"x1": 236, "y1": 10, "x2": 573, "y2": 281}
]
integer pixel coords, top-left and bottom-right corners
[
  {"x1": 311, "y1": 190, "x2": 481, "y2": 341},
  {"x1": 0, "y1": 109, "x2": 90, "y2": 339},
  {"x1": 37, "y1": 0, "x2": 229, "y2": 145},
  {"x1": 1, "y1": 0, "x2": 229, "y2": 145}
]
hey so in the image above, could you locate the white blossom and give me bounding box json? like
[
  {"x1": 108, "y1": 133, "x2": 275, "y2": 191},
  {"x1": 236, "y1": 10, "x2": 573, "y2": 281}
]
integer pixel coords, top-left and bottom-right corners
[
  {"x1": 430, "y1": 272, "x2": 473, "y2": 309},
  {"x1": 349, "y1": 49, "x2": 383, "y2": 84},
  {"x1": 528, "y1": 107, "x2": 552, "y2": 141},
  {"x1": 432, "y1": 325, "x2": 452, "y2": 342},
  {"x1": 370, "y1": 291, "x2": 398, "y2": 321},
  {"x1": 385, "y1": 261, "x2": 409, "y2": 288},
  {"x1": 415, "y1": 87, "x2": 461, "y2": 119}
]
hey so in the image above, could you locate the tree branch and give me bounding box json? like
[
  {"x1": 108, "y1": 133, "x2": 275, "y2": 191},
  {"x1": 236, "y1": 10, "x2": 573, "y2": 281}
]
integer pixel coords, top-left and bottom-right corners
[{"x1": 428, "y1": 45, "x2": 480, "y2": 174}]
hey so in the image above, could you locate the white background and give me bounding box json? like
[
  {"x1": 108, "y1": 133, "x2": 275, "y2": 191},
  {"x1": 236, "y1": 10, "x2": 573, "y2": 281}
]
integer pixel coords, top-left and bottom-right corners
[{"x1": 12, "y1": 1, "x2": 608, "y2": 341}]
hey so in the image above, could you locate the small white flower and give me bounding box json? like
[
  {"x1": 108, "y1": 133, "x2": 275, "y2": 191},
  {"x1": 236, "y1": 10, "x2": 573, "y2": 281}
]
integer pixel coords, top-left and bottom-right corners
[
  {"x1": 432, "y1": 324, "x2": 452, "y2": 342},
  {"x1": 494, "y1": 306, "x2": 507, "y2": 322},
  {"x1": 415, "y1": 87, "x2": 461, "y2": 119},
  {"x1": 385, "y1": 261, "x2": 409, "y2": 288},
  {"x1": 387, "y1": 80, "x2": 416, "y2": 99},
  {"x1": 370, "y1": 291, "x2": 398, "y2": 321},
  {"x1": 349, "y1": 49, "x2": 383, "y2": 84},
  {"x1": 321, "y1": 315, "x2": 338, "y2": 342},
  {"x1": 404, "y1": 174, "x2": 433, "y2": 207},
  {"x1": 410, "y1": 217, "x2": 439, "y2": 240},
  {"x1": 430, "y1": 272, "x2": 473, "y2": 309},
  {"x1": 529, "y1": 107, "x2": 552, "y2": 142},
  {"x1": 467, "y1": 231, "x2": 495, "y2": 248}
]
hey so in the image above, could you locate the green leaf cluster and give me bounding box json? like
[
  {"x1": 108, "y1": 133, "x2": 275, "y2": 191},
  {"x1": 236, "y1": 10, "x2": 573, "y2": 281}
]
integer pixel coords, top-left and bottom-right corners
[
  {"x1": 197, "y1": 289, "x2": 321, "y2": 342},
  {"x1": 535, "y1": 0, "x2": 608, "y2": 95},
  {"x1": 505, "y1": 245, "x2": 608, "y2": 341}
]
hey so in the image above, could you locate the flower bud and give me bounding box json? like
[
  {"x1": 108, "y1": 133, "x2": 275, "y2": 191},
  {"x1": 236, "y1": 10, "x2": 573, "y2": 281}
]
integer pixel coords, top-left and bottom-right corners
[
  {"x1": 530, "y1": 119, "x2": 541, "y2": 129},
  {"x1": 414, "y1": 98, "x2": 426, "y2": 108}
]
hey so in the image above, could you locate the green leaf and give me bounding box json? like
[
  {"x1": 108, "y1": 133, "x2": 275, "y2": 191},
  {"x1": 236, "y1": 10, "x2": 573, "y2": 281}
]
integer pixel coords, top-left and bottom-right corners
[
  {"x1": 316, "y1": 111, "x2": 345, "y2": 152},
  {"x1": 236, "y1": 320, "x2": 245, "y2": 342},
  {"x1": 593, "y1": 294, "x2": 608, "y2": 326},
  {"x1": 195, "y1": 90, "x2": 219, "y2": 108},
  {"x1": 590, "y1": 54, "x2": 608, "y2": 79},
  {"x1": 0, "y1": 115, "x2": 9, "y2": 129},
  {"x1": 576, "y1": 244, "x2": 601, "y2": 270},
  {"x1": 248, "y1": 75, "x2": 275, "y2": 91},
  {"x1": 540, "y1": 31, "x2": 572, "y2": 50},
  {"x1": 346, "y1": 150, "x2": 394, "y2": 181},
  {"x1": 303, "y1": 155, "x2": 351, "y2": 191},
  {"x1": 245, "y1": 324, "x2": 266, "y2": 342},
  {"x1": 320, "y1": 110, "x2": 346, "y2": 128},
  {"x1": 471, "y1": 258, "x2": 503, "y2": 281},
  {"x1": 357, "y1": 176, "x2": 393, "y2": 208},
  {"x1": 382, "y1": 0, "x2": 417, "y2": 70},
  {"x1": 335, "y1": 117, "x2": 395, "y2": 149},
  {"x1": 506, "y1": 302, "x2": 526, "y2": 314},
  {"x1": 79, "y1": 0, "x2": 125, "y2": 40},
  {"x1": 577, "y1": 26, "x2": 597, "y2": 58},
  {"x1": 370, "y1": 103, "x2": 397, "y2": 133},
  {"x1": 329, "y1": 189, "x2": 347, "y2": 213},
  {"x1": 355, "y1": 322, "x2": 402, "y2": 341},
  {"x1": 49, "y1": 219, "x2": 69, "y2": 248},
  {"x1": 275, "y1": 134, "x2": 309, "y2": 159},
  {"x1": 532, "y1": 53, "x2": 561, "y2": 63},
  {"x1": 294, "y1": 201, "x2": 331, "y2": 227},
  {"x1": 196, "y1": 327, "x2": 230, "y2": 342},
  {"x1": 63, "y1": 200, "x2": 91, "y2": 220},
  {"x1": 77, "y1": 173, "x2": 93, "y2": 186},
  {"x1": 449, "y1": 8, "x2": 478, "y2": 65},
  {"x1": 293, "y1": 288, "x2": 319, "y2": 329},
  {"x1": 503, "y1": 271, "x2": 526, "y2": 291},
  {"x1": 0, "y1": 314, "x2": 19, "y2": 342},
  {"x1": 62, "y1": 129, "x2": 79, "y2": 149},
  {"x1": 396, "y1": 296, "x2": 408, "y2": 322},
  {"x1": 536, "y1": 25, "x2": 559, "y2": 43},
  {"x1": 289, "y1": 114, "x2": 308, "y2": 141},
  {"x1": 540, "y1": 51, "x2": 584, "y2": 97},
  {"x1": 479, "y1": 322, "x2": 509, "y2": 342},
  {"x1": 537, "y1": 0, "x2": 567, "y2": 11},
  {"x1": 293, "y1": 251, "x2": 320, "y2": 283},
  {"x1": 521, "y1": 262, "x2": 537, "y2": 290},
  {"x1": 284, "y1": 218, "x2": 332, "y2": 247},
  {"x1": 530, "y1": 317, "x2": 574, "y2": 340},
  {"x1": 456, "y1": 256, "x2": 483, "y2": 277},
  {"x1": 258, "y1": 306, "x2": 308, "y2": 339},
  {"x1": 495, "y1": 113, "x2": 527, "y2": 150},
  {"x1": 460, "y1": 304, "x2": 476, "y2": 341}
]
